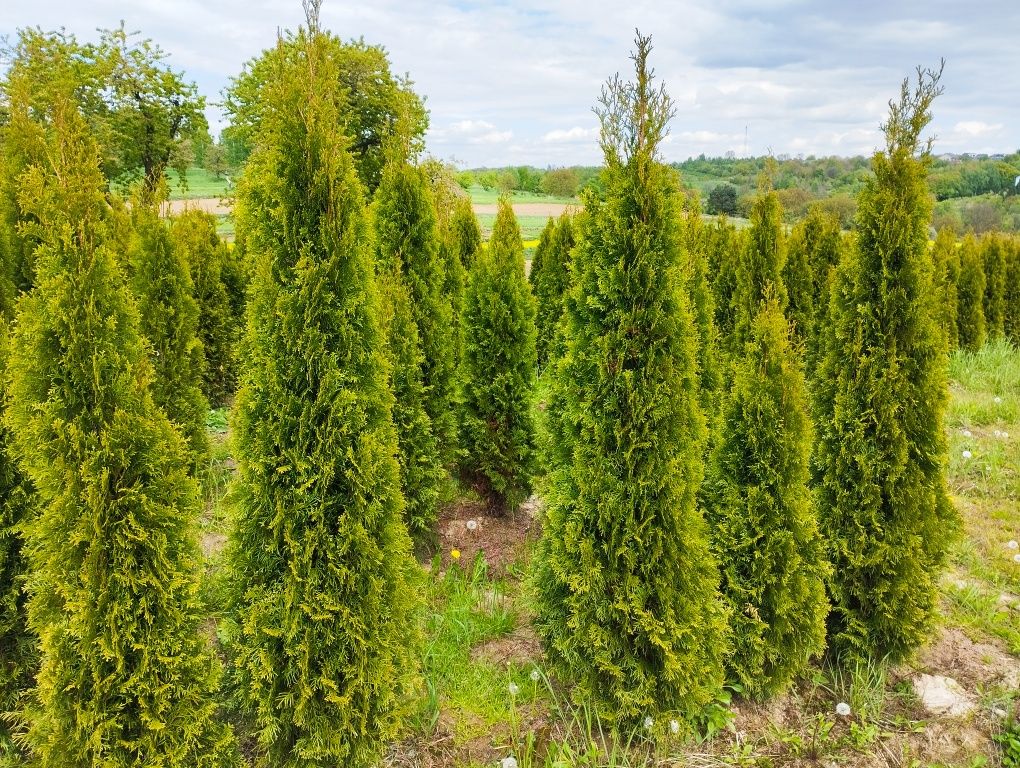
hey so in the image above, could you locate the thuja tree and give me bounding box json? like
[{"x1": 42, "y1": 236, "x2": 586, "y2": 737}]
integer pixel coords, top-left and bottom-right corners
[
  {"x1": 0, "y1": 323, "x2": 33, "y2": 762},
  {"x1": 705, "y1": 218, "x2": 741, "y2": 345},
  {"x1": 374, "y1": 161, "x2": 457, "y2": 464},
  {"x1": 783, "y1": 217, "x2": 815, "y2": 348},
  {"x1": 460, "y1": 198, "x2": 537, "y2": 511},
  {"x1": 957, "y1": 235, "x2": 986, "y2": 351},
  {"x1": 130, "y1": 205, "x2": 209, "y2": 468},
  {"x1": 3, "y1": 95, "x2": 236, "y2": 768},
  {"x1": 428, "y1": 164, "x2": 471, "y2": 365},
  {"x1": 531, "y1": 214, "x2": 575, "y2": 367},
  {"x1": 931, "y1": 227, "x2": 960, "y2": 352},
  {"x1": 981, "y1": 234, "x2": 1007, "y2": 339},
  {"x1": 171, "y1": 210, "x2": 238, "y2": 407},
  {"x1": 814, "y1": 65, "x2": 956, "y2": 661},
  {"x1": 449, "y1": 193, "x2": 482, "y2": 272},
  {"x1": 376, "y1": 271, "x2": 444, "y2": 542},
  {"x1": 733, "y1": 178, "x2": 787, "y2": 350},
  {"x1": 225, "y1": 30, "x2": 420, "y2": 768},
  {"x1": 789, "y1": 206, "x2": 842, "y2": 367},
  {"x1": 532, "y1": 35, "x2": 727, "y2": 724},
  {"x1": 705, "y1": 299, "x2": 828, "y2": 697},
  {"x1": 1005, "y1": 237, "x2": 1020, "y2": 343}
]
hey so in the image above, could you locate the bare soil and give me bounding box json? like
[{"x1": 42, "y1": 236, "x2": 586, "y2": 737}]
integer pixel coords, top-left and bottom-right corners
[{"x1": 435, "y1": 495, "x2": 542, "y2": 576}]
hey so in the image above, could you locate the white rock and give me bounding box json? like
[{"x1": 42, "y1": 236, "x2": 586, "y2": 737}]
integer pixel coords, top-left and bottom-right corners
[{"x1": 912, "y1": 674, "x2": 975, "y2": 717}]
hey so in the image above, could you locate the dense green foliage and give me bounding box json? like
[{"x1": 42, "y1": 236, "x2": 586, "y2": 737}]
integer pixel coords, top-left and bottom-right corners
[
  {"x1": 734, "y1": 183, "x2": 787, "y2": 349},
  {"x1": 374, "y1": 161, "x2": 457, "y2": 464},
  {"x1": 706, "y1": 300, "x2": 828, "y2": 697},
  {"x1": 783, "y1": 216, "x2": 815, "y2": 348},
  {"x1": 130, "y1": 206, "x2": 209, "y2": 467},
  {"x1": 814, "y1": 68, "x2": 956, "y2": 661},
  {"x1": 171, "y1": 210, "x2": 239, "y2": 407},
  {"x1": 224, "y1": 32, "x2": 427, "y2": 192},
  {"x1": 981, "y1": 234, "x2": 1007, "y2": 339},
  {"x1": 3, "y1": 95, "x2": 236, "y2": 768},
  {"x1": 429, "y1": 167, "x2": 472, "y2": 365},
  {"x1": 931, "y1": 228, "x2": 960, "y2": 352},
  {"x1": 1005, "y1": 238, "x2": 1020, "y2": 343},
  {"x1": 1, "y1": 26, "x2": 208, "y2": 194},
  {"x1": 705, "y1": 219, "x2": 742, "y2": 343},
  {"x1": 957, "y1": 236, "x2": 987, "y2": 351},
  {"x1": 530, "y1": 213, "x2": 574, "y2": 367},
  {"x1": 460, "y1": 198, "x2": 537, "y2": 511},
  {"x1": 533, "y1": 36, "x2": 728, "y2": 724},
  {"x1": 225, "y1": 32, "x2": 420, "y2": 767},
  {"x1": 679, "y1": 196, "x2": 722, "y2": 416}
]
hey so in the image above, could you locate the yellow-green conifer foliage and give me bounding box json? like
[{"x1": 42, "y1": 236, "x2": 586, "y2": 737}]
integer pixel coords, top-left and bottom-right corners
[
  {"x1": 957, "y1": 235, "x2": 987, "y2": 351},
  {"x1": 981, "y1": 234, "x2": 1007, "y2": 339},
  {"x1": 374, "y1": 161, "x2": 458, "y2": 464},
  {"x1": 3, "y1": 95, "x2": 237, "y2": 768},
  {"x1": 171, "y1": 210, "x2": 239, "y2": 407},
  {"x1": 1004, "y1": 237, "x2": 1020, "y2": 343},
  {"x1": 931, "y1": 227, "x2": 960, "y2": 352},
  {"x1": 531, "y1": 213, "x2": 575, "y2": 367},
  {"x1": 224, "y1": 32, "x2": 420, "y2": 767},
  {"x1": 460, "y1": 198, "x2": 538, "y2": 511},
  {"x1": 533, "y1": 35, "x2": 727, "y2": 724},
  {"x1": 814, "y1": 67, "x2": 956, "y2": 661},
  {"x1": 130, "y1": 205, "x2": 209, "y2": 468},
  {"x1": 788, "y1": 206, "x2": 843, "y2": 368},
  {"x1": 733, "y1": 181, "x2": 787, "y2": 350},
  {"x1": 706, "y1": 300, "x2": 829, "y2": 697}
]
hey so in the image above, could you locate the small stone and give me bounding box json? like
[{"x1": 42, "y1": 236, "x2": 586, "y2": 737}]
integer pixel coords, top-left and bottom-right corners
[
  {"x1": 993, "y1": 707, "x2": 1008, "y2": 718},
  {"x1": 912, "y1": 674, "x2": 975, "y2": 717}
]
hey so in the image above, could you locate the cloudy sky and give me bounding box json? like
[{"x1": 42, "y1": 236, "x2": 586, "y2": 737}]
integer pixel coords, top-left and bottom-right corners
[{"x1": 3, "y1": 1, "x2": 1017, "y2": 167}]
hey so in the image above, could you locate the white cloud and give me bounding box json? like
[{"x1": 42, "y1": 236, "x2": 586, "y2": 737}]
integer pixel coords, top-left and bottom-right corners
[
  {"x1": 542, "y1": 126, "x2": 598, "y2": 143},
  {"x1": 952, "y1": 121, "x2": 1004, "y2": 138}
]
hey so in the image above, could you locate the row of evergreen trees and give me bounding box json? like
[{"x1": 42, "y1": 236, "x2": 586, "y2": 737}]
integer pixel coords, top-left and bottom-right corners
[{"x1": 0, "y1": 21, "x2": 997, "y2": 768}]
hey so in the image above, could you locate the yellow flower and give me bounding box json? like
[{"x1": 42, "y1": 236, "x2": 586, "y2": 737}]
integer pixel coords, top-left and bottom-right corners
[{"x1": 451, "y1": 549, "x2": 461, "y2": 561}]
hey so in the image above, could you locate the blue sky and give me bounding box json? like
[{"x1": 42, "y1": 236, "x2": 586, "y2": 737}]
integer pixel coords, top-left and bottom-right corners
[{"x1": 3, "y1": 1, "x2": 1017, "y2": 167}]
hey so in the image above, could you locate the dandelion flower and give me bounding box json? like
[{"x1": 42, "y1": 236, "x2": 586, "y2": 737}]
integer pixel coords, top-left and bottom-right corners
[
  {"x1": 643, "y1": 716, "x2": 654, "y2": 730},
  {"x1": 836, "y1": 702, "x2": 851, "y2": 717},
  {"x1": 669, "y1": 719, "x2": 680, "y2": 735},
  {"x1": 508, "y1": 682, "x2": 519, "y2": 697},
  {"x1": 530, "y1": 669, "x2": 541, "y2": 682},
  {"x1": 962, "y1": 450, "x2": 972, "y2": 459},
  {"x1": 1014, "y1": 554, "x2": 1020, "y2": 564},
  {"x1": 1007, "y1": 540, "x2": 1018, "y2": 550},
  {"x1": 963, "y1": 429, "x2": 973, "y2": 438},
  {"x1": 994, "y1": 430, "x2": 1002, "y2": 438},
  {"x1": 466, "y1": 519, "x2": 478, "y2": 531},
  {"x1": 994, "y1": 396, "x2": 1002, "y2": 404},
  {"x1": 451, "y1": 549, "x2": 461, "y2": 561},
  {"x1": 1003, "y1": 432, "x2": 1010, "y2": 439},
  {"x1": 502, "y1": 758, "x2": 519, "y2": 768}
]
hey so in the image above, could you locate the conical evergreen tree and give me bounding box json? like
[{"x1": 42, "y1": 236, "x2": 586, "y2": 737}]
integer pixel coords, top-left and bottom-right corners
[
  {"x1": 428, "y1": 167, "x2": 471, "y2": 367},
  {"x1": 374, "y1": 161, "x2": 457, "y2": 464},
  {"x1": 3, "y1": 92, "x2": 237, "y2": 768},
  {"x1": 450, "y1": 194, "x2": 482, "y2": 272},
  {"x1": 460, "y1": 198, "x2": 537, "y2": 511},
  {"x1": 130, "y1": 204, "x2": 209, "y2": 468},
  {"x1": 814, "y1": 66, "x2": 956, "y2": 661},
  {"x1": 790, "y1": 205, "x2": 842, "y2": 368},
  {"x1": 225, "y1": 31, "x2": 420, "y2": 768},
  {"x1": 376, "y1": 271, "x2": 444, "y2": 543},
  {"x1": 705, "y1": 218, "x2": 742, "y2": 352},
  {"x1": 532, "y1": 35, "x2": 727, "y2": 724},
  {"x1": 931, "y1": 227, "x2": 960, "y2": 352},
  {"x1": 981, "y1": 234, "x2": 1007, "y2": 340},
  {"x1": 783, "y1": 218, "x2": 815, "y2": 349},
  {"x1": 1004, "y1": 237, "x2": 1020, "y2": 344},
  {"x1": 957, "y1": 235, "x2": 986, "y2": 351},
  {"x1": 706, "y1": 298, "x2": 828, "y2": 697},
  {"x1": 171, "y1": 210, "x2": 238, "y2": 407},
  {"x1": 733, "y1": 179, "x2": 787, "y2": 350},
  {"x1": 532, "y1": 214, "x2": 575, "y2": 367}
]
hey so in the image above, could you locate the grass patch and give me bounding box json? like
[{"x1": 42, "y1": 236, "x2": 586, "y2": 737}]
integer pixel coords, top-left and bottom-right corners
[
  {"x1": 166, "y1": 166, "x2": 234, "y2": 199},
  {"x1": 467, "y1": 185, "x2": 577, "y2": 206}
]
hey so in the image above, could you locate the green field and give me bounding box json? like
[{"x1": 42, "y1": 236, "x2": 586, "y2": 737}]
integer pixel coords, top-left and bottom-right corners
[{"x1": 166, "y1": 167, "x2": 234, "y2": 199}]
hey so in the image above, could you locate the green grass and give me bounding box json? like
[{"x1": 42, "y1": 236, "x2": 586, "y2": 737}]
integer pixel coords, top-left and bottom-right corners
[
  {"x1": 476, "y1": 213, "x2": 551, "y2": 241},
  {"x1": 466, "y1": 185, "x2": 578, "y2": 205},
  {"x1": 166, "y1": 166, "x2": 234, "y2": 199}
]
